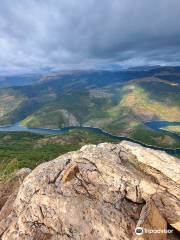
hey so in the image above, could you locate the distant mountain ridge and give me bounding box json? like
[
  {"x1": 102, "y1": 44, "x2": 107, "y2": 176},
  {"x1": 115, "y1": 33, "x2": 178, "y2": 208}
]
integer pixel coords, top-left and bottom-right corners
[
  {"x1": 1, "y1": 66, "x2": 180, "y2": 88},
  {"x1": 0, "y1": 74, "x2": 42, "y2": 88}
]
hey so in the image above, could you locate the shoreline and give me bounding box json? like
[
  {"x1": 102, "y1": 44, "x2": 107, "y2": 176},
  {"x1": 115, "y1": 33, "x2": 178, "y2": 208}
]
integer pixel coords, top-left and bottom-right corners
[{"x1": 0, "y1": 121, "x2": 179, "y2": 155}]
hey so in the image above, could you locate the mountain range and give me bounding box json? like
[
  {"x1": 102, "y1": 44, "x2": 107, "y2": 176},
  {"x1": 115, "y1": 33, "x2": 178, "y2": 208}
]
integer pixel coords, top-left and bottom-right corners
[{"x1": 0, "y1": 66, "x2": 180, "y2": 149}]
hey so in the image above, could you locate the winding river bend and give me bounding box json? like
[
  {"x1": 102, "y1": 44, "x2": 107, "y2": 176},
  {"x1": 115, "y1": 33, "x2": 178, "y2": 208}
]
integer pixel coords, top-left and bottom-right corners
[{"x1": 0, "y1": 121, "x2": 179, "y2": 155}]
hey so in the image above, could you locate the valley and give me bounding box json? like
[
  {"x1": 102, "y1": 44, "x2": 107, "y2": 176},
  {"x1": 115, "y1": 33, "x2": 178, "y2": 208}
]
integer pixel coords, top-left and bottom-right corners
[{"x1": 0, "y1": 67, "x2": 179, "y2": 151}]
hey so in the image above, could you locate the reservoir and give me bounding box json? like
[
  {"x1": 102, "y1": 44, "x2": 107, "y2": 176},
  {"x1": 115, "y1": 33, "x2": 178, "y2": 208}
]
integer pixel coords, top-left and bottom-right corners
[{"x1": 0, "y1": 121, "x2": 179, "y2": 155}]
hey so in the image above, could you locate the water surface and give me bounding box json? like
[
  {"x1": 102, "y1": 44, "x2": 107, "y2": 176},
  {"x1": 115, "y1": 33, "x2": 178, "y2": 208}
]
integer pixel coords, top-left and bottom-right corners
[{"x1": 0, "y1": 121, "x2": 179, "y2": 155}]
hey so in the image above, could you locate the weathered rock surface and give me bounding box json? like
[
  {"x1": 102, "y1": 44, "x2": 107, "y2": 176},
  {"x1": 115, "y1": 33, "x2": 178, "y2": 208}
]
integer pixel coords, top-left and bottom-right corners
[
  {"x1": 0, "y1": 168, "x2": 31, "y2": 238},
  {"x1": 0, "y1": 168, "x2": 31, "y2": 210},
  {"x1": 0, "y1": 141, "x2": 179, "y2": 240}
]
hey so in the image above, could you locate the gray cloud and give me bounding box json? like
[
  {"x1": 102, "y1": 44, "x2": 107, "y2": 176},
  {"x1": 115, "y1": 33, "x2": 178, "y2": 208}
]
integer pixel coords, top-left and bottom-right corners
[{"x1": 0, "y1": 0, "x2": 180, "y2": 74}]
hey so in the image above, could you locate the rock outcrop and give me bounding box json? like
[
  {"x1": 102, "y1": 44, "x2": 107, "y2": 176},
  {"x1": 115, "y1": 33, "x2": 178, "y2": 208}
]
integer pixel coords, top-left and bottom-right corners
[{"x1": 0, "y1": 141, "x2": 179, "y2": 240}]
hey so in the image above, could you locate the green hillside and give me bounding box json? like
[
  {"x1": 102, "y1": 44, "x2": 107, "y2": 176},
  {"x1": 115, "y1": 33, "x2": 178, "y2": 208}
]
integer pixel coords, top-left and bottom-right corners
[
  {"x1": 0, "y1": 70, "x2": 179, "y2": 149},
  {"x1": 0, "y1": 130, "x2": 118, "y2": 179},
  {"x1": 21, "y1": 80, "x2": 180, "y2": 130}
]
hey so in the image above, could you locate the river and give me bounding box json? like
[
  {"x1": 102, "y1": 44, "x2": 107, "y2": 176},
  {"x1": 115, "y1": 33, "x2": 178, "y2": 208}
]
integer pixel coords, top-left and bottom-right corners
[{"x1": 0, "y1": 121, "x2": 179, "y2": 155}]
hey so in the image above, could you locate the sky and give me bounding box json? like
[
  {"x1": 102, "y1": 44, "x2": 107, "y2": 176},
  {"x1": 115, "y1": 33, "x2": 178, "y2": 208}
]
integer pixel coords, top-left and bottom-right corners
[{"x1": 0, "y1": 0, "x2": 180, "y2": 75}]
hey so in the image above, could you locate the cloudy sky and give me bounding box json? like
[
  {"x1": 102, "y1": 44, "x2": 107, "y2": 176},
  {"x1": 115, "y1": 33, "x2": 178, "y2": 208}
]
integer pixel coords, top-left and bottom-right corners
[{"x1": 0, "y1": 0, "x2": 180, "y2": 74}]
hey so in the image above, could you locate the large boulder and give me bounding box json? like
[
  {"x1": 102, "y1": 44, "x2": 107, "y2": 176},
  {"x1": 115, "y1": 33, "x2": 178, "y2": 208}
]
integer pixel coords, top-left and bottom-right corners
[{"x1": 0, "y1": 141, "x2": 179, "y2": 240}]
